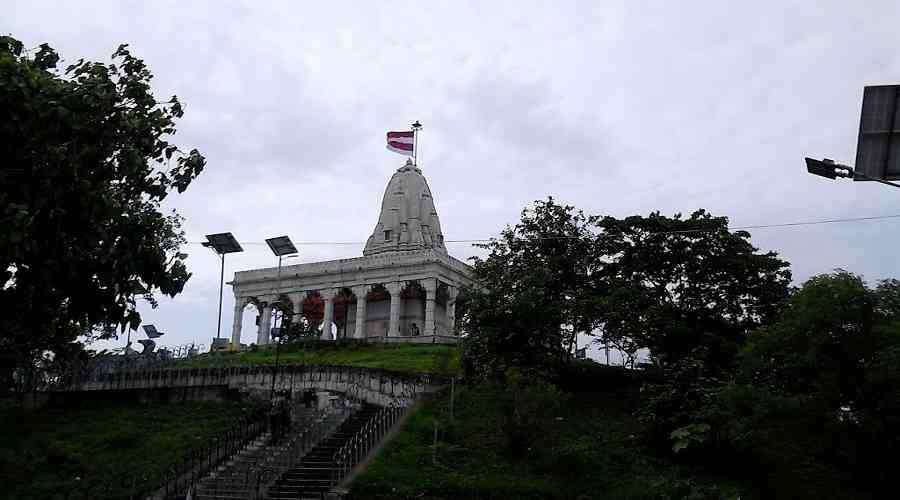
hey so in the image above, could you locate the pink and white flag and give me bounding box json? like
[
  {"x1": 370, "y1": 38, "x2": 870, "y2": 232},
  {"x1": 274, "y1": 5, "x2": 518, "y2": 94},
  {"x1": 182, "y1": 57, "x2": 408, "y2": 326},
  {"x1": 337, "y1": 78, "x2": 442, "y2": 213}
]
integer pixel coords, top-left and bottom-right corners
[{"x1": 386, "y1": 130, "x2": 414, "y2": 156}]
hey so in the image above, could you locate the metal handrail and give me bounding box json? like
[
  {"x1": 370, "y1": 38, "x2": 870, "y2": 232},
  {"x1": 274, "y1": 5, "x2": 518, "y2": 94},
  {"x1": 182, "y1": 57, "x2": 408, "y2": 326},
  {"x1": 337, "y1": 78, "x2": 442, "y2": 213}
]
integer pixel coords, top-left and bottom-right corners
[
  {"x1": 160, "y1": 406, "x2": 268, "y2": 500},
  {"x1": 330, "y1": 403, "x2": 404, "y2": 486},
  {"x1": 196, "y1": 404, "x2": 353, "y2": 500}
]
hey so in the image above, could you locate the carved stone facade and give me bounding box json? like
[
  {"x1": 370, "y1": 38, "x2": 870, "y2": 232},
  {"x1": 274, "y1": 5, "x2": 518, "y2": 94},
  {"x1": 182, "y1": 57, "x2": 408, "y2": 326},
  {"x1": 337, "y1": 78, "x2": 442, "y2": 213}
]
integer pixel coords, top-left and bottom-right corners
[{"x1": 229, "y1": 160, "x2": 473, "y2": 346}]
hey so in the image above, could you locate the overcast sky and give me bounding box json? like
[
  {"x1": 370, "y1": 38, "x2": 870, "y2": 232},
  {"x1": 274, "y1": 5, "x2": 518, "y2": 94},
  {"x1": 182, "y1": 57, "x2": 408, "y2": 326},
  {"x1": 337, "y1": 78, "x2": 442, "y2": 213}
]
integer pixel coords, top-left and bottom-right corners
[{"x1": 6, "y1": 1, "x2": 900, "y2": 354}]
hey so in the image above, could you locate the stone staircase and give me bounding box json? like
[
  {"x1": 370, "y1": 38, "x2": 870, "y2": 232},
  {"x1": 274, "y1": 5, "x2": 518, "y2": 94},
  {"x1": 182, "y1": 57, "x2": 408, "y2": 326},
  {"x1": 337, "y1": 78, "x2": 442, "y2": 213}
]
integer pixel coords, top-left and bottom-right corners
[
  {"x1": 192, "y1": 431, "x2": 275, "y2": 500},
  {"x1": 266, "y1": 404, "x2": 380, "y2": 500},
  {"x1": 191, "y1": 407, "x2": 347, "y2": 500}
]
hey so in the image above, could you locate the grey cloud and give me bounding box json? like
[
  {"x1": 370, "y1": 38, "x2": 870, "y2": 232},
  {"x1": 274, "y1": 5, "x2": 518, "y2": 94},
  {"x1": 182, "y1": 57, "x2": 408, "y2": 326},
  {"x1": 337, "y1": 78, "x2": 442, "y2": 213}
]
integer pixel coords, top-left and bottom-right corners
[{"x1": 6, "y1": 1, "x2": 900, "y2": 352}]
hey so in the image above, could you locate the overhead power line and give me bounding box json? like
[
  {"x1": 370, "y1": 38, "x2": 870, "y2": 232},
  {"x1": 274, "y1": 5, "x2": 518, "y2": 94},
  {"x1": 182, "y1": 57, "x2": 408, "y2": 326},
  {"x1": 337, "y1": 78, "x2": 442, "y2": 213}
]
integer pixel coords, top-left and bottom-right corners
[{"x1": 186, "y1": 213, "x2": 900, "y2": 248}]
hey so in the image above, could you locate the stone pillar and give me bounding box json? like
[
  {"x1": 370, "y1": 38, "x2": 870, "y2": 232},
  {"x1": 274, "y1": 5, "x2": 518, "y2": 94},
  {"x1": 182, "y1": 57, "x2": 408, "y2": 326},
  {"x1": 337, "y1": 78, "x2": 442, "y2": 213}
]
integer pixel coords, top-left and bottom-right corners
[
  {"x1": 289, "y1": 291, "x2": 307, "y2": 318},
  {"x1": 423, "y1": 278, "x2": 437, "y2": 336},
  {"x1": 352, "y1": 286, "x2": 368, "y2": 339},
  {"x1": 387, "y1": 282, "x2": 402, "y2": 337},
  {"x1": 321, "y1": 289, "x2": 336, "y2": 340},
  {"x1": 447, "y1": 286, "x2": 459, "y2": 336},
  {"x1": 257, "y1": 303, "x2": 272, "y2": 345},
  {"x1": 231, "y1": 298, "x2": 245, "y2": 346},
  {"x1": 286, "y1": 291, "x2": 306, "y2": 340}
]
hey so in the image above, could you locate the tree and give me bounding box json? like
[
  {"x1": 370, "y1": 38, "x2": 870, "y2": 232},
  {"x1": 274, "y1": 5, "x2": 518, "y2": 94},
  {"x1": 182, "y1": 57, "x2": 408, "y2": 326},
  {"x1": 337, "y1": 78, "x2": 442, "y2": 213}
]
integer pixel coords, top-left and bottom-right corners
[
  {"x1": 725, "y1": 271, "x2": 900, "y2": 497},
  {"x1": 583, "y1": 211, "x2": 791, "y2": 461},
  {"x1": 0, "y1": 37, "x2": 205, "y2": 392},
  {"x1": 591, "y1": 210, "x2": 791, "y2": 369},
  {"x1": 461, "y1": 198, "x2": 594, "y2": 382},
  {"x1": 740, "y1": 271, "x2": 875, "y2": 401}
]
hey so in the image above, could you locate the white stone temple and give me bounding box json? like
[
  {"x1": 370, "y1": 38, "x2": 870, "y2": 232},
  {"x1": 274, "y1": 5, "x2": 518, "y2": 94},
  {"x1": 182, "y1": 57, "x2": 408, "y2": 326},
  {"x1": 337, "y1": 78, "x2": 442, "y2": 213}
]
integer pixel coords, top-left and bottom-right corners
[{"x1": 229, "y1": 159, "x2": 474, "y2": 346}]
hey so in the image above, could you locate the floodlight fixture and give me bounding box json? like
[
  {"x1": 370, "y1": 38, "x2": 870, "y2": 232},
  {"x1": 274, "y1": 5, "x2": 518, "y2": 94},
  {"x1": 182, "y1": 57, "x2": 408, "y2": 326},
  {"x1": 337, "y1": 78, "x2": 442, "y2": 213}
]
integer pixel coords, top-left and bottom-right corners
[
  {"x1": 265, "y1": 236, "x2": 298, "y2": 257},
  {"x1": 805, "y1": 157, "x2": 900, "y2": 189},
  {"x1": 142, "y1": 324, "x2": 165, "y2": 339},
  {"x1": 805, "y1": 158, "x2": 846, "y2": 180},
  {"x1": 204, "y1": 232, "x2": 244, "y2": 341}
]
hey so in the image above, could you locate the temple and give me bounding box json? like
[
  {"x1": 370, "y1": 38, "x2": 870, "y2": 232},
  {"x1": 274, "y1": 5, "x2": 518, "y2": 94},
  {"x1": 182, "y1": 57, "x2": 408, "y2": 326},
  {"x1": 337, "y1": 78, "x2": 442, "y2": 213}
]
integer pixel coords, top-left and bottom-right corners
[{"x1": 229, "y1": 159, "x2": 474, "y2": 346}]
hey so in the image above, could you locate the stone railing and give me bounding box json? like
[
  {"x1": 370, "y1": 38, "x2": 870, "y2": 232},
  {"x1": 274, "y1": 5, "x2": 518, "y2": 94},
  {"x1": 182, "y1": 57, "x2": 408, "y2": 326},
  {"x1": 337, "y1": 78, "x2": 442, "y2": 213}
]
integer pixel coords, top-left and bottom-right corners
[{"x1": 68, "y1": 365, "x2": 446, "y2": 407}]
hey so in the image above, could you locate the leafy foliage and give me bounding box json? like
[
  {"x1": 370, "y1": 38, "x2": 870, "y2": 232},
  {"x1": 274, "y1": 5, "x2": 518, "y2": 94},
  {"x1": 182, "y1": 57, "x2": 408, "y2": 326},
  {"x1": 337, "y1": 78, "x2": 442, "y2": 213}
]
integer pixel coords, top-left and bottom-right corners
[
  {"x1": 645, "y1": 272, "x2": 900, "y2": 498},
  {"x1": 462, "y1": 202, "x2": 790, "y2": 384},
  {"x1": 592, "y1": 210, "x2": 791, "y2": 369},
  {"x1": 462, "y1": 198, "x2": 593, "y2": 381},
  {"x1": 637, "y1": 346, "x2": 726, "y2": 456},
  {"x1": 351, "y1": 363, "x2": 734, "y2": 500},
  {"x1": 729, "y1": 271, "x2": 900, "y2": 497},
  {"x1": 0, "y1": 37, "x2": 204, "y2": 392}
]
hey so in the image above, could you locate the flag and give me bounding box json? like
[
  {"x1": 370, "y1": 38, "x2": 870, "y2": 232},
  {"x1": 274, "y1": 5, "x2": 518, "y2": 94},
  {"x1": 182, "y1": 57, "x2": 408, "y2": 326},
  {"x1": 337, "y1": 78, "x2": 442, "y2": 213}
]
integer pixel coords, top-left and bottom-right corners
[{"x1": 386, "y1": 130, "x2": 414, "y2": 156}]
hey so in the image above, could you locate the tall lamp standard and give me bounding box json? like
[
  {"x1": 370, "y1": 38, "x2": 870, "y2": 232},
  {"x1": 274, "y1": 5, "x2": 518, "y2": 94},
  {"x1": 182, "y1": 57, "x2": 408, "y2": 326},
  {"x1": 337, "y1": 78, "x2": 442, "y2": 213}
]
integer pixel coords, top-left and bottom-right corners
[
  {"x1": 202, "y1": 233, "x2": 244, "y2": 351},
  {"x1": 265, "y1": 236, "x2": 298, "y2": 401}
]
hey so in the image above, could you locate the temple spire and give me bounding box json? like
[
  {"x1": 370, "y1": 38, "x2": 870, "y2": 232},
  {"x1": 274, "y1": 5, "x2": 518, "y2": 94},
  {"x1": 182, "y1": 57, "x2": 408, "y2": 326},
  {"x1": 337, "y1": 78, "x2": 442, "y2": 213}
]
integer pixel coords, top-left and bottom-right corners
[{"x1": 363, "y1": 159, "x2": 446, "y2": 256}]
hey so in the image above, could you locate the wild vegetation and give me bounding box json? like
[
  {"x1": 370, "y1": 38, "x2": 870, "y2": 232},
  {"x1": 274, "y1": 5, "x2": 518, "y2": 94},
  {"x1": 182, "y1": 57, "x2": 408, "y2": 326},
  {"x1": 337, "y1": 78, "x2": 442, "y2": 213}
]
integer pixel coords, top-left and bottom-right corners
[
  {"x1": 0, "y1": 397, "x2": 253, "y2": 500},
  {"x1": 352, "y1": 363, "x2": 742, "y2": 500},
  {"x1": 444, "y1": 199, "x2": 897, "y2": 499}
]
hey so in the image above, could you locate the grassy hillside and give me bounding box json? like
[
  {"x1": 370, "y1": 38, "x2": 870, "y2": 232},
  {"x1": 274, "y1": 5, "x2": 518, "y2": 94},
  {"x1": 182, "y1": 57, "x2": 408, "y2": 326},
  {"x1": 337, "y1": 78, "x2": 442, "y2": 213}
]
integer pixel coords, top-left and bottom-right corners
[
  {"x1": 179, "y1": 341, "x2": 460, "y2": 375},
  {"x1": 350, "y1": 363, "x2": 739, "y2": 500},
  {"x1": 0, "y1": 397, "x2": 254, "y2": 500}
]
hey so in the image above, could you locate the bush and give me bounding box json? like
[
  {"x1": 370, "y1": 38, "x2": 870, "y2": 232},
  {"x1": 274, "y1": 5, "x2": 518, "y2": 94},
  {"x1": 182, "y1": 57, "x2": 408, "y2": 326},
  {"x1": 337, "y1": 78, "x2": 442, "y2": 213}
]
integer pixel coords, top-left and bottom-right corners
[{"x1": 492, "y1": 369, "x2": 567, "y2": 455}]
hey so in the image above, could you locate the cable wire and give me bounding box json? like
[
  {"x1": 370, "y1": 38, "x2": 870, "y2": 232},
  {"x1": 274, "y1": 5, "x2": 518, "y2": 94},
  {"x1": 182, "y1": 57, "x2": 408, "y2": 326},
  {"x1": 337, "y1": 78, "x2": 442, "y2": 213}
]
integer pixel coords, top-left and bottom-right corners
[{"x1": 186, "y1": 213, "x2": 900, "y2": 248}]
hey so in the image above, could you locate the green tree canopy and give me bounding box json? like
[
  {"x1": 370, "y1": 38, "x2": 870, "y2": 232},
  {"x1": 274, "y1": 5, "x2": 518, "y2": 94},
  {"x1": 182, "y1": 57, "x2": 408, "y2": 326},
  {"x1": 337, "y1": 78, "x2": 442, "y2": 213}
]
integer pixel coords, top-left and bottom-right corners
[
  {"x1": 712, "y1": 271, "x2": 900, "y2": 497},
  {"x1": 592, "y1": 210, "x2": 791, "y2": 369},
  {"x1": 740, "y1": 271, "x2": 900, "y2": 420},
  {"x1": 461, "y1": 201, "x2": 791, "y2": 382},
  {"x1": 0, "y1": 37, "x2": 205, "y2": 392},
  {"x1": 461, "y1": 198, "x2": 593, "y2": 381}
]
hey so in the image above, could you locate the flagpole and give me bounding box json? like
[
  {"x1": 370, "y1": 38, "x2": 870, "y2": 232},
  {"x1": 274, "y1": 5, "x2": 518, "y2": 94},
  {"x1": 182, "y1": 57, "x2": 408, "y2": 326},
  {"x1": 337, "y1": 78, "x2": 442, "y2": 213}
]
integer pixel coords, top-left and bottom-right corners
[{"x1": 412, "y1": 120, "x2": 422, "y2": 166}]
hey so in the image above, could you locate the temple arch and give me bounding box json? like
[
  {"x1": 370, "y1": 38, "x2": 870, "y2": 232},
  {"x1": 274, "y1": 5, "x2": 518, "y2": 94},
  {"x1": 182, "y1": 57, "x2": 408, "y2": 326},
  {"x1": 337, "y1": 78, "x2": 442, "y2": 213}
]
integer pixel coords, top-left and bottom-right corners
[{"x1": 233, "y1": 297, "x2": 261, "y2": 347}]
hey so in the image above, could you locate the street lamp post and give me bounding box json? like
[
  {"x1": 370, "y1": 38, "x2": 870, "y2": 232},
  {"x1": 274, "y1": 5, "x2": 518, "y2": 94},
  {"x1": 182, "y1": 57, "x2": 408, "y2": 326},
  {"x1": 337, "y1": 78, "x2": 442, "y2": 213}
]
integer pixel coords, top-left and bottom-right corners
[
  {"x1": 202, "y1": 233, "x2": 244, "y2": 349},
  {"x1": 265, "y1": 236, "x2": 298, "y2": 402}
]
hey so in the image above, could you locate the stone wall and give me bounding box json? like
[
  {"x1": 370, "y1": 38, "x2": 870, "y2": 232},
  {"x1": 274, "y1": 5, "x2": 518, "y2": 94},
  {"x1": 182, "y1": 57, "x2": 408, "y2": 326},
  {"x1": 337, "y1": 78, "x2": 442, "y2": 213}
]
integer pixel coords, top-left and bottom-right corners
[{"x1": 70, "y1": 365, "x2": 445, "y2": 407}]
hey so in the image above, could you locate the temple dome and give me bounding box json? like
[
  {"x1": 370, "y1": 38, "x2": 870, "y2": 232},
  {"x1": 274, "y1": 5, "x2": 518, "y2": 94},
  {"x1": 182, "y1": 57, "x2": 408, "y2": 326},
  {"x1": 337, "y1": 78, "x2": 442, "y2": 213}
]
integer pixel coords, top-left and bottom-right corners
[{"x1": 364, "y1": 159, "x2": 447, "y2": 256}]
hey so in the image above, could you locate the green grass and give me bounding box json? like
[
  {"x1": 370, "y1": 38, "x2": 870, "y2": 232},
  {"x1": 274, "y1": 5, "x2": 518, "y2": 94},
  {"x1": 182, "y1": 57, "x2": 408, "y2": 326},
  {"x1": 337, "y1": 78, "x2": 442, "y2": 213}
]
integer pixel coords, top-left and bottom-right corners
[
  {"x1": 350, "y1": 365, "x2": 740, "y2": 500},
  {"x1": 0, "y1": 397, "x2": 254, "y2": 500},
  {"x1": 179, "y1": 341, "x2": 460, "y2": 375}
]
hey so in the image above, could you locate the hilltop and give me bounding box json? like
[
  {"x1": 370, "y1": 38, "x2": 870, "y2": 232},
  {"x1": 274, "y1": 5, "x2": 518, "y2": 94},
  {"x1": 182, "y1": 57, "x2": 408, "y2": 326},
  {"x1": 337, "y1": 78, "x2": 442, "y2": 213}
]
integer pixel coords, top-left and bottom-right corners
[{"x1": 177, "y1": 341, "x2": 460, "y2": 376}]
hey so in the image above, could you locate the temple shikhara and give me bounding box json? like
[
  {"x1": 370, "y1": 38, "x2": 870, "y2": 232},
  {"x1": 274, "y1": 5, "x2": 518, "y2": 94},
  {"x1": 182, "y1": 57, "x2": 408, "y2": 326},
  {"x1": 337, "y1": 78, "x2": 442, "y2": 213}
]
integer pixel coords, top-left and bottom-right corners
[{"x1": 229, "y1": 158, "x2": 474, "y2": 346}]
